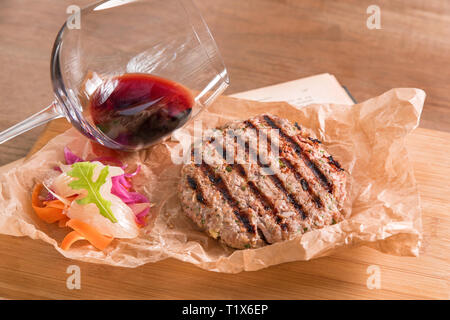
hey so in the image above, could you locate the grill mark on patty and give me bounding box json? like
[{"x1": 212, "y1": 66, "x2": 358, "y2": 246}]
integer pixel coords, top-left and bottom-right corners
[
  {"x1": 269, "y1": 174, "x2": 307, "y2": 220},
  {"x1": 262, "y1": 115, "x2": 333, "y2": 193},
  {"x1": 236, "y1": 134, "x2": 308, "y2": 220},
  {"x1": 282, "y1": 158, "x2": 323, "y2": 209},
  {"x1": 197, "y1": 162, "x2": 256, "y2": 235},
  {"x1": 247, "y1": 181, "x2": 272, "y2": 213},
  {"x1": 247, "y1": 180, "x2": 288, "y2": 231},
  {"x1": 245, "y1": 120, "x2": 324, "y2": 209},
  {"x1": 257, "y1": 228, "x2": 269, "y2": 245},
  {"x1": 328, "y1": 155, "x2": 344, "y2": 172},
  {"x1": 207, "y1": 135, "x2": 288, "y2": 232},
  {"x1": 186, "y1": 175, "x2": 208, "y2": 205}
]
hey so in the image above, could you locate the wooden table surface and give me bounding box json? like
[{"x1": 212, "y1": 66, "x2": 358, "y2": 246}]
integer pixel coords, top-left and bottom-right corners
[{"x1": 0, "y1": 0, "x2": 449, "y2": 300}]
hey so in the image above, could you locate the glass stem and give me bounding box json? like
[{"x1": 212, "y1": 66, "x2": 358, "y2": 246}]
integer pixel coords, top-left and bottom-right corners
[{"x1": 0, "y1": 101, "x2": 63, "y2": 145}]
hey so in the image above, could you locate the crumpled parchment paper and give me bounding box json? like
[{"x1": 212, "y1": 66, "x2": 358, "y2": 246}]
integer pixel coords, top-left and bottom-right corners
[{"x1": 0, "y1": 88, "x2": 425, "y2": 273}]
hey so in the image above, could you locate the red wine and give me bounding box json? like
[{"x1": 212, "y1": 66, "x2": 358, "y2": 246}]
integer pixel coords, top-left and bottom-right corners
[{"x1": 89, "y1": 73, "x2": 194, "y2": 148}]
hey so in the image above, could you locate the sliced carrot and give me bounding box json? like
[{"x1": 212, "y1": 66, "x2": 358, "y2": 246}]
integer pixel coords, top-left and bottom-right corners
[
  {"x1": 65, "y1": 219, "x2": 113, "y2": 250},
  {"x1": 33, "y1": 206, "x2": 65, "y2": 224},
  {"x1": 43, "y1": 195, "x2": 78, "y2": 209},
  {"x1": 31, "y1": 183, "x2": 45, "y2": 207},
  {"x1": 43, "y1": 200, "x2": 66, "y2": 210},
  {"x1": 58, "y1": 217, "x2": 70, "y2": 228},
  {"x1": 32, "y1": 184, "x2": 114, "y2": 251},
  {"x1": 31, "y1": 184, "x2": 66, "y2": 224},
  {"x1": 60, "y1": 231, "x2": 86, "y2": 250}
]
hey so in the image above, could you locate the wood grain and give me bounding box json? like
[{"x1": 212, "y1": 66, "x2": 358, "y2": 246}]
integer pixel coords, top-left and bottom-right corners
[
  {"x1": 1, "y1": 0, "x2": 450, "y2": 166},
  {"x1": 0, "y1": 125, "x2": 448, "y2": 300}
]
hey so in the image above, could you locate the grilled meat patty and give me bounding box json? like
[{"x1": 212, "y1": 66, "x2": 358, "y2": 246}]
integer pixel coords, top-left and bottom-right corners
[{"x1": 178, "y1": 114, "x2": 347, "y2": 249}]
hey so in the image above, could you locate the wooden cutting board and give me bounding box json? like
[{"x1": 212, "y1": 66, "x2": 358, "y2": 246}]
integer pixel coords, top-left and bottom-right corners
[{"x1": 0, "y1": 118, "x2": 448, "y2": 300}]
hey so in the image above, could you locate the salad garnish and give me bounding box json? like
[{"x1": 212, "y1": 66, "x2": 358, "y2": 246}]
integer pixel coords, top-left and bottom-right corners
[
  {"x1": 31, "y1": 147, "x2": 151, "y2": 251},
  {"x1": 67, "y1": 162, "x2": 117, "y2": 223}
]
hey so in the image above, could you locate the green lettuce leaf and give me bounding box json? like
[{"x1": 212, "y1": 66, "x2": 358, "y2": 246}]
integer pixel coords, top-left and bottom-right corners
[{"x1": 67, "y1": 162, "x2": 117, "y2": 223}]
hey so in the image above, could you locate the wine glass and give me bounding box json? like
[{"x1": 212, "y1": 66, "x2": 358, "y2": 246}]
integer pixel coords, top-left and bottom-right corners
[{"x1": 0, "y1": 0, "x2": 229, "y2": 150}]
